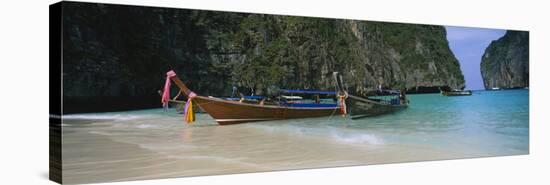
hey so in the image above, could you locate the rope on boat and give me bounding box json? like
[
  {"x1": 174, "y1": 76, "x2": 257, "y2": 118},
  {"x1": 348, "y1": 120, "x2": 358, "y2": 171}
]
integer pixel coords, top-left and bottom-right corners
[{"x1": 173, "y1": 90, "x2": 182, "y2": 101}]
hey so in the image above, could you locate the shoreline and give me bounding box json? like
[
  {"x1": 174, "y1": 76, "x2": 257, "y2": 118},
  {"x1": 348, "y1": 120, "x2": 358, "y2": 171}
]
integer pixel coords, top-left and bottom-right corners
[{"x1": 61, "y1": 89, "x2": 529, "y2": 115}]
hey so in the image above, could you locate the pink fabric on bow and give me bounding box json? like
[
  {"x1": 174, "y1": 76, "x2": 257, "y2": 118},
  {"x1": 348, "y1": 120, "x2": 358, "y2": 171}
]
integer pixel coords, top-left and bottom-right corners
[
  {"x1": 161, "y1": 70, "x2": 177, "y2": 108},
  {"x1": 183, "y1": 92, "x2": 197, "y2": 114}
]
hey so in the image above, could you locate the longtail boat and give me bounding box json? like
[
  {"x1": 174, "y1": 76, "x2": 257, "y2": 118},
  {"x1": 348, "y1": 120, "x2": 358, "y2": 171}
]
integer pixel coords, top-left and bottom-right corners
[
  {"x1": 333, "y1": 73, "x2": 408, "y2": 119},
  {"x1": 439, "y1": 88, "x2": 472, "y2": 96},
  {"x1": 163, "y1": 70, "x2": 345, "y2": 125},
  {"x1": 345, "y1": 94, "x2": 408, "y2": 119}
]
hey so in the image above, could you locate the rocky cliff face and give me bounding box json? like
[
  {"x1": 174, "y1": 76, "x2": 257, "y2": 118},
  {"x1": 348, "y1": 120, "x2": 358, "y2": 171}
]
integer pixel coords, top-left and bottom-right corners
[
  {"x1": 61, "y1": 2, "x2": 464, "y2": 113},
  {"x1": 481, "y1": 30, "x2": 529, "y2": 89}
]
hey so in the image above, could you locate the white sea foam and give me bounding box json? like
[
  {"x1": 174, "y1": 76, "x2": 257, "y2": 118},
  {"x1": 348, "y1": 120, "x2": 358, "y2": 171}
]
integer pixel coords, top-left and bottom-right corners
[
  {"x1": 249, "y1": 124, "x2": 384, "y2": 145},
  {"x1": 89, "y1": 131, "x2": 118, "y2": 136},
  {"x1": 331, "y1": 132, "x2": 384, "y2": 145},
  {"x1": 136, "y1": 124, "x2": 154, "y2": 129},
  {"x1": 167, "y1": 155, "x2": 265, "y2": 169},
  {"x1": 63, "y1": 114, "x2": 144, "y2": 121},
  {"x1": 285, "y1": 125, "x2": 385, "y2": 146}
]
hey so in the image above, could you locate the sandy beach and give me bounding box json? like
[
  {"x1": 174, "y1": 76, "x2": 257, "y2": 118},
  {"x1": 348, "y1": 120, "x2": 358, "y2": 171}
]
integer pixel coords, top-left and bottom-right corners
[{"x1": 61, "y1": 107, "x2": 526, "y2": 184}]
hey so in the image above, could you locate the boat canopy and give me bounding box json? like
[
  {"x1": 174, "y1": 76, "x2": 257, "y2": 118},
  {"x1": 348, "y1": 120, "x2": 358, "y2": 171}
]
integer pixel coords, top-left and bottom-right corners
[
  {"x1": 224, "y1": 96, "x2": 265, "y2": 101},
  {"x1": 280, "y1": 89, "x2": 336, "y2": 95},
  {"x1": 243, "y1": 95, "x2": 265, "y2": 100}
]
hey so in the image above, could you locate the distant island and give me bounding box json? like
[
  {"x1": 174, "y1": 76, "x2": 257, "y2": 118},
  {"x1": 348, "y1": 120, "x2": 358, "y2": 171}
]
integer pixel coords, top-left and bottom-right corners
[
  {"x1": 481, "y1": 30, "x2": 529, "y2": 90},
  {"x1": 62, "y1": 2, "x2": 465, "y2": 113}
]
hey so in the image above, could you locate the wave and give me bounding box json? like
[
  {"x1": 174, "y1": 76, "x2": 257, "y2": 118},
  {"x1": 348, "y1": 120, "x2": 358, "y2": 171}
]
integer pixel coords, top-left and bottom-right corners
[
  {"x1": 88, "y1": 131, "x2": 123, "y2": 136},
  {"x1": 136, "y1": 124, "x2": 155, "y2": 129},
  {"x1": 249, "y1": 123, "x2": 384, "y2": 145},
  {"x1": 330, "y1": 132, "x2": 384, "y2": 145},
  {"x1": 167, "y1": 155, "x2": 265, "y2": 169},
  {"x1": 63, "y1": 114, "x2": 145, "y2": 121}
]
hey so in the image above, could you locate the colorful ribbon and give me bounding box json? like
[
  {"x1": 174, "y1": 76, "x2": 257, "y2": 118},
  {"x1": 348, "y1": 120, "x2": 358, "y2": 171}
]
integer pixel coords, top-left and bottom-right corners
[
  {"x1": 340, "y1": 96, "x2": 347, "y2": 116},
  {"x1": 339, "y1": 92, "x2": 348, "y2": 116},
  {"x1": 161, "y1": 70, "x2": 197, "y2": 124},
  {"x1": 184, "y1": 92, "x2": 197, "y2": 123},
  {"x1": 161, "y1": 71, "x2": 177, "y2": 108}
]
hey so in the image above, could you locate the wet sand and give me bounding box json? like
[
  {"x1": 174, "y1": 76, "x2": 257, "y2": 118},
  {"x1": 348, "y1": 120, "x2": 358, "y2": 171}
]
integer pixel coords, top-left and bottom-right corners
[{"x1": 60, "y1": 113, "x2": 499, "y2": 184}]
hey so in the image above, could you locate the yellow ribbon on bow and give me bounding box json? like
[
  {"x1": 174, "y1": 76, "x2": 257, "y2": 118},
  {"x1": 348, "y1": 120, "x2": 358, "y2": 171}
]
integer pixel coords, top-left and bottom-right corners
[
  {"x1": 183, "y1": 92, "x2": 197, "y2": 124},
  {"x1": 184, "y1": 100, "x2": 195, "y2": 123}
]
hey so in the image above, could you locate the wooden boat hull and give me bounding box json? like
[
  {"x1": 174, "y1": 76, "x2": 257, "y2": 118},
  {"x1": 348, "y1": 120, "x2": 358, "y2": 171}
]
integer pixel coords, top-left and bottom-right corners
[
  {"x1": 165, "y1": 70, "x2": 341, "y2": 125},
  {"x1": 192, "y1": 96, "x2": 341, "y2": 125},
  {"x1": 346, "y1": 95, "x2": 407, "y2": 119}
]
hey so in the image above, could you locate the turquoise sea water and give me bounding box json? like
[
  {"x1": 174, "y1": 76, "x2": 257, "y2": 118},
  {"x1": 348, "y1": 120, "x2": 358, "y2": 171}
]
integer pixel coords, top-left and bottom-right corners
[
  {"x1": 66, "y1": 89, "x2": 529, "y2": 155},
  {"x1": 265, "y1": 89, "x2": 529, "y2": 155},
  {"x1": 62, "y1": 89, "x2": 528, "y2": 183},
  {"x1": 242, "y1": 89, "x2": 529, "y2": 156}
]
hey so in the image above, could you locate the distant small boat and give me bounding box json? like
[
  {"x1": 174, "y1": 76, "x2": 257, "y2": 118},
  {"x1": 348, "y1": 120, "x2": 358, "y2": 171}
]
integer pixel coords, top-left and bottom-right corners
[
  {"x1": 164, "y1": 70, "x2": 345, "y2": 125},
  {"x1": 489, "y1": 79, "x2": 502, "y2": 91},
  {"x1": 333, "y1": 73, "x2": 408, "y2": 119},
  {"x1": 440, "y1": 88, "x2": 472, "y2": 96}
]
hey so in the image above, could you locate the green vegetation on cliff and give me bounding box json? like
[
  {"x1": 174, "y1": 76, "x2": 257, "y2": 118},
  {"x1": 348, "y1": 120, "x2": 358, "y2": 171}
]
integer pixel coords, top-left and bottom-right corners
[
  {"x1": 61, "y1": 2, "x2": 464, "y2": 112},
  {"x1": 481, "y1": 30, "x2": 529, "y2": 89}
]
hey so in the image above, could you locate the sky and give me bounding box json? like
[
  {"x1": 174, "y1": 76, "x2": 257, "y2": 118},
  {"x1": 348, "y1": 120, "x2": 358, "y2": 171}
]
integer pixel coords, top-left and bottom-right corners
[{"x1": 445, "y1": 26, "x2": 506, "y2": 90}]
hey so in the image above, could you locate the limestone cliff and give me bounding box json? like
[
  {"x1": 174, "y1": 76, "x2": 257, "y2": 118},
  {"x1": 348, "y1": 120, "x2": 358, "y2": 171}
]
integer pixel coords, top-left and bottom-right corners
[
  {"x1": 481, "y1": 30, "x2": 529, "y2": 89},
  {"x1": 60, "y1": 2, "x2": 465, "y2": 113}
]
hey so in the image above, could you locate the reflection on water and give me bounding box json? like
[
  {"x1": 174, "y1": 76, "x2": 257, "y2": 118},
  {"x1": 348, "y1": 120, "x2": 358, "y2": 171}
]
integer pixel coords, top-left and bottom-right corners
[{"x1": 61, "y1": 90, "x2": 529, "y2": 184}]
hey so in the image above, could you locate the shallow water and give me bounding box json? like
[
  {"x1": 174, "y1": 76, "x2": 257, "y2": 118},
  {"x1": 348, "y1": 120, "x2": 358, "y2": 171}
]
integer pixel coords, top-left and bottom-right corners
[{"x1": 61, "y1": 90, "x2": 529, "y2": 184}]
